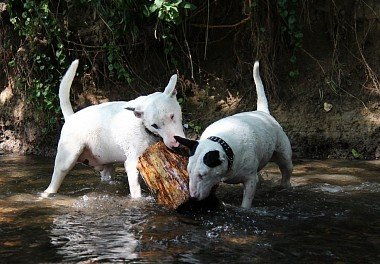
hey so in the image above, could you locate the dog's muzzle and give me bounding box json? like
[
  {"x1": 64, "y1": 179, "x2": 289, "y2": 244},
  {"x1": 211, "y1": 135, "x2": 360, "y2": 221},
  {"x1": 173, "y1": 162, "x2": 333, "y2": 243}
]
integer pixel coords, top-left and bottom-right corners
[{"x1": 170, "y1": 145, "x2": 191, "y2": 157}]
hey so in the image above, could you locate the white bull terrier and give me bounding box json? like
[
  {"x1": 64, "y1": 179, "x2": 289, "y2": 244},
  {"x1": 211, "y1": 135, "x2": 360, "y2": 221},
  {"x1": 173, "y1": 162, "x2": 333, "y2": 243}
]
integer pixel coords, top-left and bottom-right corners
[
  {"x1": 175, "y1": 61, "x2": 293, "y2": 208},
  {"x1": 43, "y1": 60, "x2": 185, "y2": 198}
]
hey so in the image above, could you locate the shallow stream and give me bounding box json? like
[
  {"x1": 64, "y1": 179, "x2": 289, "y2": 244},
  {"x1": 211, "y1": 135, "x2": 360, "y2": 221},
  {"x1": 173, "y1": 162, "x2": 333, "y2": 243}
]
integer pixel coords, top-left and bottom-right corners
[{"x1": 0, "y1": 156, "x2": 379, "y2": 263}]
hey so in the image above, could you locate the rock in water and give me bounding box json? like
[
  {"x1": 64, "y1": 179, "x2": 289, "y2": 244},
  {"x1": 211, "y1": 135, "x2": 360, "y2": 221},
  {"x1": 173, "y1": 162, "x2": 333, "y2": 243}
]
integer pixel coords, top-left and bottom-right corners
[{"x1": 137, "y1": 142, "x2": 190, "y2": 209}]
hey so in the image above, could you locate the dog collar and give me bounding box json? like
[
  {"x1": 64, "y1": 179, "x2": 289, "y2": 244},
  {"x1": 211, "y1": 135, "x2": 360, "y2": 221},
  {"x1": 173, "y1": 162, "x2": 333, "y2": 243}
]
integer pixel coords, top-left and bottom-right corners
[
  {"x1": 145, "y1": 127, "x2": 161, "y2": 139},
  {"x1": 207, "y1": 136, "x2": 234, "y2": 170}
]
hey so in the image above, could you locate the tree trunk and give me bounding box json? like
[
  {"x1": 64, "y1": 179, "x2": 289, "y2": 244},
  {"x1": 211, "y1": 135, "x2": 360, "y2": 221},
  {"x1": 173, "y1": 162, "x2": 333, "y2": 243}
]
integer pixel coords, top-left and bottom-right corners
[{"x1": 137, "y1": 142, "x2": 190, "y2": 209}]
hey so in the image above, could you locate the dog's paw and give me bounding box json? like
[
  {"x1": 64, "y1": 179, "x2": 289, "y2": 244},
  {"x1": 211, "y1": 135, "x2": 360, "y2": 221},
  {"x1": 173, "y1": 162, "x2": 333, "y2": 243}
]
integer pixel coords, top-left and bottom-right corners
[
  {"x1": 280, "y1": 181, "x2": 291, "y2": 189},
  {"x1": 40, "y1": 191, "x2": 56, "y2": 198}
]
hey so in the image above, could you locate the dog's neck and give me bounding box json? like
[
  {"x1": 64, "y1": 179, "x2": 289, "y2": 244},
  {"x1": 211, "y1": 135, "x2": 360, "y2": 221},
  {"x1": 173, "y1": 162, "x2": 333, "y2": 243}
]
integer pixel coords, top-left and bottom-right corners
[
  {"x1": 144, "y1": 127, "x2": 161, "y2": 139},
  {"x1": 207, "y1": 136, "x2": 234, "y2": 170}
]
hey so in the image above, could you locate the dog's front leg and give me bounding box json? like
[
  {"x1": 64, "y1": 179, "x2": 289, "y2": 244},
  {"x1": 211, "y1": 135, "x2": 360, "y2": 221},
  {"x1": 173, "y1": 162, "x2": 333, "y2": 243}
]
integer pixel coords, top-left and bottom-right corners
[
  {"x1": 124, "y1": 158, "x2": 142, "y2": 198},
  {"x1": 241, "y1": 175, "x2": 258, "y2": 208}
]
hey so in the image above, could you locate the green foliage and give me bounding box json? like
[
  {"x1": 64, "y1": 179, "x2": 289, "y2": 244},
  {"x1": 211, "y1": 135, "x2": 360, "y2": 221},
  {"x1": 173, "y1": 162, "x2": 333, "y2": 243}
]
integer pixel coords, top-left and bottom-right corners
[
  {"x1": 8, "y1": 0, "x2": 68, "y2": 131},
  {"x1": 106, "y1": 44, "x2": 132, "y2": 84},
  {"x1": 188, "y1": 121, "x2": 202, "y2": 134},
  {"x1": 144, "y1": 0, "x2": 196, "y2": 67},
  {"x1": 277, "y1": 0, "x2": 303, "y2": 78},
  {"x1": 177, "y1": 97, "x2": 185, "y2": 106},
  {"x1": 6, "y1": 0, "x2": 196, "y2": 134},
  {"x1": 144, "y1": 0, "x2": 195, "y2": 24},
  {"x1": 81, "y1": 0, "x2": 145, "y2": 84}
]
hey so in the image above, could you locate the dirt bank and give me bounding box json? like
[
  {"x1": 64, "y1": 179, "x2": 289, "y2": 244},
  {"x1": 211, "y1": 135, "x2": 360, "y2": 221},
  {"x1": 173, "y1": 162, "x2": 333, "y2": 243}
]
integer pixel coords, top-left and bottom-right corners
[
  {"x1": 1, "y1": 75, "x2": 379, "y2": 159},
  {"x1": 0, "y1": 0, "x2": 379, "y2": 159}
]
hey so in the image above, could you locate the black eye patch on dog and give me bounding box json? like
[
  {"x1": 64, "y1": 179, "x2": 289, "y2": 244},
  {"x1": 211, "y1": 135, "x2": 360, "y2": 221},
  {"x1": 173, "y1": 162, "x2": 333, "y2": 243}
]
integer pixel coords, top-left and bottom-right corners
[{"x1": 203, "y1": 150, "x2": 222, "y2": 168}]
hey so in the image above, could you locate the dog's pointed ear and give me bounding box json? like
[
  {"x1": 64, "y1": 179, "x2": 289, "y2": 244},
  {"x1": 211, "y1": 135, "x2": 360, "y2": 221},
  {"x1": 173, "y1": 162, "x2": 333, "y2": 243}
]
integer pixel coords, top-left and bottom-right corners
[
  {"x1": 125, "y1": 107, "x2": 143, "y2": 118},
  {"x1": 174, "y1": 136, "x2": 198, "y2": 156},
  {"x1": 163, "y1": 74, "x2": 177, "y2": 97},
  {"x1": 203, "y1": 150, "x2": 222, "y2": 168}
]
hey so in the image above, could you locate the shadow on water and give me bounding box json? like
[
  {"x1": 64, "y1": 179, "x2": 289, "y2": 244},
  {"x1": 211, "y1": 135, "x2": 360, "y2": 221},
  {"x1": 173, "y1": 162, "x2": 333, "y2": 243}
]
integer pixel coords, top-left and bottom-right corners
[{"x1": 0, "y1": 156, "x2": 379, "y2": 263}]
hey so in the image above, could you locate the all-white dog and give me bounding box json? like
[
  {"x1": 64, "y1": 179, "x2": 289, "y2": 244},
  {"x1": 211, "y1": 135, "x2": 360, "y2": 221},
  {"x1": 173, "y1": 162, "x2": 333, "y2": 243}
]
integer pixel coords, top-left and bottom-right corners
[
  {"x1": 175, "y1": 61, "x2": 293, "y2": 208},
  {"x1": 43, "y1": 60, "x2": 185, "y2": 198}
]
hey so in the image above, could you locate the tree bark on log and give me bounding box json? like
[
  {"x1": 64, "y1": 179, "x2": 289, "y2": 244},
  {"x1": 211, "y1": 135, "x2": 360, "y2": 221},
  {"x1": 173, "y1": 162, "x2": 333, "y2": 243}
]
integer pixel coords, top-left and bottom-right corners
[{"x1": 137, "y1": 142, "x2": 190, "y2": 209}]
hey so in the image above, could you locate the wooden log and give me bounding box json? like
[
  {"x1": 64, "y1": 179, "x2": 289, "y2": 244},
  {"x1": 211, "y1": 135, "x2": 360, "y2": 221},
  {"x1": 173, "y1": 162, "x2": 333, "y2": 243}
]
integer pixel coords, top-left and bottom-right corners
[{"x1": 137, "y1": 142, "x2": 190, "y2": 209}]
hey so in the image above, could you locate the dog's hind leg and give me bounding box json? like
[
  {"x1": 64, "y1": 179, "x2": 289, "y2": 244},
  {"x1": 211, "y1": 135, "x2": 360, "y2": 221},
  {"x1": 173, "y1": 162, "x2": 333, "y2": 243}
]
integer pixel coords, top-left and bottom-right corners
[
  {"x1": 43, "y1": 142, "x2": 84, "y2": 196},
  {"x1": 124, "y1": 158, "x2": 141, "y2": 198},
  {"x1": 276, "y1": 157, "x2": 292, "y2": 188},
  {"x1": 273, "y1": 133, "x2": 293, "y2": 188},
  {"x1": 99, "y1": 164, "x2": 114, "y2": 182}
]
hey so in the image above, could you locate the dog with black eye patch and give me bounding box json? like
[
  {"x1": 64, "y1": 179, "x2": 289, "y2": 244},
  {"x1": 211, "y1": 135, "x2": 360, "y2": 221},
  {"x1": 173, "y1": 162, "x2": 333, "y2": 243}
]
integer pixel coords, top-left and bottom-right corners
[{"x1": 175, "y1": 61, "x2": 293, "y2": 208}]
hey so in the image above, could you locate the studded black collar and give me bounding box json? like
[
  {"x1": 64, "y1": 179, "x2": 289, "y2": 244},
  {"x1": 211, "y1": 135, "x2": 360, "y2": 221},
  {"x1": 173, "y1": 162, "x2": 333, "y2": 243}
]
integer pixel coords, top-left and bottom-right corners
[{"x1": 207, "y1": 136, "x2": 234, "y2": 170}]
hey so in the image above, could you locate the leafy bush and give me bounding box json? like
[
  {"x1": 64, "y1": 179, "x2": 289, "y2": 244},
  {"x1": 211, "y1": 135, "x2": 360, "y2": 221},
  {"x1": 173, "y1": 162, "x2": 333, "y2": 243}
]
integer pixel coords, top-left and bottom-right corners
[{"x1": 5, "y1": 0, "x2": 197, "y2": 134}]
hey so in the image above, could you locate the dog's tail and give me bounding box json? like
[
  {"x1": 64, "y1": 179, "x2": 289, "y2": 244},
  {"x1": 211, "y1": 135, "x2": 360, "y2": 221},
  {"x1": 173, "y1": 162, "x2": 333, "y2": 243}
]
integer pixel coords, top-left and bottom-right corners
[
  {"x1": 253, "y1": 61, "x2": 269, "y2": 114},
  {"x1": 59, "y1": 60, "x2": 78, "y2": 120}
]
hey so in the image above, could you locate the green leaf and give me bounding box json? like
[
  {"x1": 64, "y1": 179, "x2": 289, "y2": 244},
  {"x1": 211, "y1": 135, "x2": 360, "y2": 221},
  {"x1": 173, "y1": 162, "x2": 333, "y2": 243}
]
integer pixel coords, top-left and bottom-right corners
[
  {"x1": 8, "y1": 60, "x2": 16, "y2": 67},
  {"x1": 295, "y1": 32, "x2": 303, "y2": 38},
  {"x1": 154, "y1": 0, "x2": 164, "y2": 8},
  {"x1": 351, "y1": 149, "x2": 363, "y2": 159},
  {"x1": 41, "y1": 3, "x2": 49, "y2": 13},
  {"x1": 289, "y1": 70, "x2": 299, "y2": 78},
  {"x1": 173, "y1": 0, "x2": 182, "y2": 6},
  {"x1": 158, "y1": 10, "x2": 165, "y2": 19},
  {"x1": 288, "y1": 15, "x2": 296, "y2": 25},
  {"x1": 149, "y1": 4, "x2": 158, "y2": 13},
  {"x1": 183, "y1": 3, "x2": 196, "y2": 10},
  {"x1": 143, "y1": 6, "x2": 150, "y2": 16}
]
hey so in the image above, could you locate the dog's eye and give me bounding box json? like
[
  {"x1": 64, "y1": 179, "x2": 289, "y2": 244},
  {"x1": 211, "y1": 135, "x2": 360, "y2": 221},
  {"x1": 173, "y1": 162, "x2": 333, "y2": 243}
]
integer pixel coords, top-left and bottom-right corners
[
  {"x1": 170, "y1": 114, "x2": 174, "y2": 120},
  {"x1": 151, "y1": 124, "x2": 159, "y2": 129}
]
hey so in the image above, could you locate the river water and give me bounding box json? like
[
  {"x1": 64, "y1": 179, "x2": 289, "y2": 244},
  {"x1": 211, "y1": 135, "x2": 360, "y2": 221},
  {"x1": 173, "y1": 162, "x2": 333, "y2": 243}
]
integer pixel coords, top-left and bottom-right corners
[{"x1": 0, "y1": 156, "x2": 379, "y2": 263}]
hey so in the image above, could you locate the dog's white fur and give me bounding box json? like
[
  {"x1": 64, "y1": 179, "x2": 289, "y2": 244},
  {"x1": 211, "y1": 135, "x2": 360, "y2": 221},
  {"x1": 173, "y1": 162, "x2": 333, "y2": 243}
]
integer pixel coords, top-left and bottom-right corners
[
  {"x1": 176, "y1": 61, "x2": 293, "y2": 208},
  {"x1": 43, "y1": 60, "x2": 185, "y2": 198}
]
